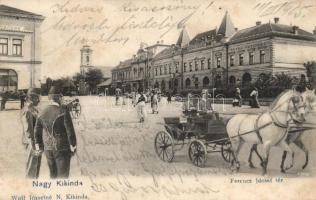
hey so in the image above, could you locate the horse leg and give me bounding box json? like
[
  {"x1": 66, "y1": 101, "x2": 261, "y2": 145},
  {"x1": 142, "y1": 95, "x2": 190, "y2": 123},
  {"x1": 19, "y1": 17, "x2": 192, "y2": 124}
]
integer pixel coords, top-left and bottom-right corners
[
  {"x1": 280, "y1": 151, "x2": 287, "y2": 173},
  {"x1": 294, "y1": 139, "x2": 309, "y2": 170},
  {"x1": 248, "y1": 144, "x2": 255, "y2": 168},
  {"x1": 261, "y1": 143, "x2": 271, "y2": 176},
  {"x1": 230, "y1": 138, "x2": 244, "y2": 172},
  {"x1": 279, "y1": 140, "x2": 294, "y2": 172},
  {"x1": 248, "y1": 144, "x2": 263, "y2": 168}
]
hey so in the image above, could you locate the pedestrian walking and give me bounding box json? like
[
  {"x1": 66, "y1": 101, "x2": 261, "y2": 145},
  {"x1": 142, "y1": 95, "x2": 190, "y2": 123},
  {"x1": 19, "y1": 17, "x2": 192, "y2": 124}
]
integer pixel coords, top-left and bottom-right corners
[
  {"x1": 34, "y1": 86, "x2": 77, "y2": 179},
  {"x1": 135, "y1": 89, "x2": 147, "y2": 123},
  {"x1": 21, "y1": 88, "x2": 41, "y2": 178},
  {"x1": 250, "y1": 87, "x2": 260, "y2": 108},
  {"x1": 1, "y1": 91, "x2": 8, "y2": 111},
  {"x1": 167, "y1": 92, "x2": 172, "y2": 103},
  {"x1": 151, "y1": 91, "x2": 159, "y2": 114},
  {"x1": 115, "y1": 88, "x2": 121, "y2": 105},
  {"x1": 20, "y1": 91, "x2": 26, "y2": 109}
]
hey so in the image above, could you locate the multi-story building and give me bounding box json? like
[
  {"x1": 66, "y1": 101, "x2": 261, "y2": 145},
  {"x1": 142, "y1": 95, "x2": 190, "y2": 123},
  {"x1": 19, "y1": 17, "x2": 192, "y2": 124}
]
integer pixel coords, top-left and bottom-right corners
[
  {"x1": 112, "y1": 11, "x2": 316, "y2": 93},
  {"x1": 111, "y1": 42, "x2": 169, "y2": 92},
  {"x1": 0, "y1": 5, "x2": 44, "y2": 91}
]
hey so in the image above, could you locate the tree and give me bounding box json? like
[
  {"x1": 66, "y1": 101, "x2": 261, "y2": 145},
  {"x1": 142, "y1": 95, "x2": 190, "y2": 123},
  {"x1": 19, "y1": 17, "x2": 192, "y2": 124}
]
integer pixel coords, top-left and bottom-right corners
[
  {"x1": 85, "y1": 68, "x2": 104, "y2": 94},
  {"x1": 72, "y1": 73, "x2": 84, "y2": 88}
]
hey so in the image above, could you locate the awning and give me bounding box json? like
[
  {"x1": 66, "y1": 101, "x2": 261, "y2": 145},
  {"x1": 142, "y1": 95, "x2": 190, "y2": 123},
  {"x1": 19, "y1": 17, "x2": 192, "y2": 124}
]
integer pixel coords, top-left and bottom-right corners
[{"x1": 97, "y1": 78, "x2": 112, "y2": 87}]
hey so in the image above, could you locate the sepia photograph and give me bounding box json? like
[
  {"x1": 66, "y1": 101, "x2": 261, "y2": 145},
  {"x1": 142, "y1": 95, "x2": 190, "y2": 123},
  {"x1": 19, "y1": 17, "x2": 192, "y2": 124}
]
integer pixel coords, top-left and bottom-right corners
[{"x1": 0, "y1": 0, "x2": 316, "y2": 199}]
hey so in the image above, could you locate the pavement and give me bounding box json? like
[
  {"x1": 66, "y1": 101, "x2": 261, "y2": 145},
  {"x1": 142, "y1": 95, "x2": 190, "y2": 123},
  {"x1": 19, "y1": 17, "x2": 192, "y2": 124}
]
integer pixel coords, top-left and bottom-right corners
[{"x1": 0, "y1": 96, "x2": 315, "y2": 180}]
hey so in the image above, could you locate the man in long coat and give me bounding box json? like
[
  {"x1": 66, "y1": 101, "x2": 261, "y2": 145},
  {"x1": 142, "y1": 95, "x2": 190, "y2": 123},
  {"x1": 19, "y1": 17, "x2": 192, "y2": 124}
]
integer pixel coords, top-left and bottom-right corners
[
  {"x1": 21, "y1": 88, "x2": 41, "y2": 178},
  {"x1": 34, "y1": 86, "x2": 77, "y2": 178}
]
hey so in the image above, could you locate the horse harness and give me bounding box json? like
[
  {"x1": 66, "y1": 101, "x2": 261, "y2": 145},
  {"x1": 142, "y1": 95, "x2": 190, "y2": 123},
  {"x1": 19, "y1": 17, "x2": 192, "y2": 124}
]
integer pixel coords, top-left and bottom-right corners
[{"x1": 237, "y1": 94, "x2": 303, "y2": 143}]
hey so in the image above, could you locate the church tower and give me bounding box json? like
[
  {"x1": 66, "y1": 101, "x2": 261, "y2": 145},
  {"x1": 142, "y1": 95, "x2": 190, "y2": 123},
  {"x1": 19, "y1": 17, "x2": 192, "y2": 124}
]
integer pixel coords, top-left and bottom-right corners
[{"x1": 80, "y1": 45, "x2": 93, "y2": 75}]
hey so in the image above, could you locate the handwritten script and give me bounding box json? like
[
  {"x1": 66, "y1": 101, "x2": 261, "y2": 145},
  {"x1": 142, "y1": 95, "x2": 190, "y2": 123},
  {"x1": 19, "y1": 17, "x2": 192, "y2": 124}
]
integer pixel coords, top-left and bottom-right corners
[
  {"x1": 72, "y1": 114, "x2": 223, "y2": 199},
  {"x1": 253, "y1": 0, "x2": 316, "y2": 19}
]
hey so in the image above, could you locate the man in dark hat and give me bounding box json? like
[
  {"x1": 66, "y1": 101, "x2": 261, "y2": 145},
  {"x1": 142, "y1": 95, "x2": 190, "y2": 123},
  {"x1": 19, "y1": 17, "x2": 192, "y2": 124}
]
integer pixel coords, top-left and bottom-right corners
[
  {"x1": 34, "y1": 86, "x2": 77, "y2": 178},
  {"x1": 21, "y1": 88, "x2": 41, "y2": 178}
]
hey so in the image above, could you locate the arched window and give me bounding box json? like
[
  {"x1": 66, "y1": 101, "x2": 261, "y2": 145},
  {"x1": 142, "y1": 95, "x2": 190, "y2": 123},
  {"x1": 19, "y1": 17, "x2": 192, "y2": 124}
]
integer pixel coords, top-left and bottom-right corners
[
  {"x1": 229, "y1": 76, "x2": 236, "y2": 85},
  {"x1": 0, "y1": 69, "x2": 18, "y2": 91},
  {"x1": 185, "y1": 78, "x2": 191, "y2": 88},
  {"x1": 203, "y1": 77, "x2": 210, "y2": 87},
  {"x1": 242, "y1": 73, "x2": 252, "y2": 85}
]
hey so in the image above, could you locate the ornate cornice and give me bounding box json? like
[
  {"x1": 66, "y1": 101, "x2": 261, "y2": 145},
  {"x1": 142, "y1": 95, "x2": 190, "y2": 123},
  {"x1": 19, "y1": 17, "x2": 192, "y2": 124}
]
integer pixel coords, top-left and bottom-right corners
[{"x1": 0, "y1": 60, "x2": 42, "y2": 64}]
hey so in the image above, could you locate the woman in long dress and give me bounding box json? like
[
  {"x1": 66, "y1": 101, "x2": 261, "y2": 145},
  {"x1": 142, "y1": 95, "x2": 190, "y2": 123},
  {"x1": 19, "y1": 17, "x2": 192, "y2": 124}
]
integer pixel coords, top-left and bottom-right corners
[
  {"x1": 151, "y1": 91, "x2": 159, "y2": 114},
  {"x1": 250, "y1": 87, "x2": 260, "y2": 108},
  {"x1": 135, "y1": 90, "x2": 147, "y2": 122}
]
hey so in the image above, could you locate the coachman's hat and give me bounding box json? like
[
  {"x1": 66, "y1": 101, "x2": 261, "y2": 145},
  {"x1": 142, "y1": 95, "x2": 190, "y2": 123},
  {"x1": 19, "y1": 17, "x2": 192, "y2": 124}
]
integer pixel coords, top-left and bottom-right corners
[{"x1": 48, "y1": 86, "x2": 62, "y2": 95}]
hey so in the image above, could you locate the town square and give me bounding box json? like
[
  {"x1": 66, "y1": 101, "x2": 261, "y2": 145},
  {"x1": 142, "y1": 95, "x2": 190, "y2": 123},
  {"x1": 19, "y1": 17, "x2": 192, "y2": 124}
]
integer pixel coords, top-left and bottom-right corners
[{"x1": 1, "y1": 0, "x2": 316, "y2": 199}]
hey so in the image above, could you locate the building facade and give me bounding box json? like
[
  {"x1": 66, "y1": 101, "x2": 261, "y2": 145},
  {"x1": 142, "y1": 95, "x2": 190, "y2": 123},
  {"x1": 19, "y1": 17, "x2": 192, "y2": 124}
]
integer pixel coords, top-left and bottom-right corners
[
  {"x1": 112, "y1": 12, "x2": 316, "y2": 94},
  {"x1": 0, "y1": 5, "x2": 44, "y2": 91},
  {"x1": 111, "y1": 42, "x2": 170, "y2": 92}
]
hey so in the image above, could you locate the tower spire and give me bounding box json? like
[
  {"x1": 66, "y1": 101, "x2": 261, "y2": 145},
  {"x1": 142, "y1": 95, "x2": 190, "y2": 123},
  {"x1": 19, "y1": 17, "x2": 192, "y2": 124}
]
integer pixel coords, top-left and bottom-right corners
[
  {"x1": 176, "y1": 26, "x2": 190, "y2": 47},
  {"x1": 217, "y1": 11, "x2": 236, "y2": 38}
]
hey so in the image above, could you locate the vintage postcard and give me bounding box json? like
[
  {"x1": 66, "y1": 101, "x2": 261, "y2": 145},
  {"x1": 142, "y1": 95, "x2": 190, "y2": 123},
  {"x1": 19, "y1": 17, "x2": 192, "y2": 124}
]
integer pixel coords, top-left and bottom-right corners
[{"x1": 0, "y1": 0, "x2": 316, "y2": 199}]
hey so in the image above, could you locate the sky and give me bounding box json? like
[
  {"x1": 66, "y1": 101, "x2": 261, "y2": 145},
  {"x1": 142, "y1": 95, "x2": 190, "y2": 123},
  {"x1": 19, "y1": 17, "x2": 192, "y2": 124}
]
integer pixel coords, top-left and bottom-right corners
[{"x1": 2, "y1": 0, "x2": 316, "y2": 79}]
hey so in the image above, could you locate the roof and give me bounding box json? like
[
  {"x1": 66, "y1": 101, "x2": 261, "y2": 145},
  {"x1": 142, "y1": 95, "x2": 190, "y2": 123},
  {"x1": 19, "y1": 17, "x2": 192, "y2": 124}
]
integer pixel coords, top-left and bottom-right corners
[
  {"x1": 0, "y1": 5, "x2": 44, "y2": 20},
  {"x1": 176, "y1": 27, "x2": 190, "y2": 47},
  {"x1": 217, "y1": 11, "x2": 236, "y2": 38},
  {"x1": 189, "y1": 29, "x2": 217, "y2": 45},
  {"x1": 112, "y1": 59, "x2": 133, "y2": 70},
  {"x1": 97, "y1": 78, "x2": 112, "y2": 87},
  {"x1": 230, "y1": 23, "x2": 316, "y2": 43},
  {"x1": 153, "y1": 45, "x2": 181, "y2": 60}
]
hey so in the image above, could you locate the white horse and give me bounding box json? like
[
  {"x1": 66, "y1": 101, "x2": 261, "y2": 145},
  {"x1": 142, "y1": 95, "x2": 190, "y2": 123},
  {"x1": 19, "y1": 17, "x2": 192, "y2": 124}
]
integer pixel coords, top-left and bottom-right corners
[
  {"x1": 248, "y1": 88, "x2": 316, "y2": 173},
  {"x1": 226, "y1": 90, "x2": 306, "y2": 175}
]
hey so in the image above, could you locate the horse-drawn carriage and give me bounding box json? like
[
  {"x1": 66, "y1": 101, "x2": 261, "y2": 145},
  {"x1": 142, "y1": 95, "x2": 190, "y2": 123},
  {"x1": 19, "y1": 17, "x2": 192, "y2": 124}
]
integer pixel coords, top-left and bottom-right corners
[
  {"x1": 154, "y1": 89, "x2": 316, "y2": 174},
  {"x1": 154, "y1": 95, "x2": 233, "y2": 167}
]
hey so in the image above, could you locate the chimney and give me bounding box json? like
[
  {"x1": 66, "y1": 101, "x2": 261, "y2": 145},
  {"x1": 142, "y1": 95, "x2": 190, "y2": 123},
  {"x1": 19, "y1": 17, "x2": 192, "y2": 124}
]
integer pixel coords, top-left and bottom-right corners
[
  {"x1": 274, "y1": 17, "x2": 279, "y2": 24},
  {"x1": 256, "y1": 21, "x2": 261, "y2": 26},
  {"x1": 235, "y1": 27, "x2": 238, "y2": 31},
  {"x1": 156, "y1": 41, "x2": 160, "y2": 44},
  {"x1": 293, "y1": 26, "x2": 299, "y2": 35},
  {"x1": 313, "y1": 26, "x2": 316, "y2": 35},
  {"x1": 160, "y1": 40, "x2": 164, "y2": 44}
]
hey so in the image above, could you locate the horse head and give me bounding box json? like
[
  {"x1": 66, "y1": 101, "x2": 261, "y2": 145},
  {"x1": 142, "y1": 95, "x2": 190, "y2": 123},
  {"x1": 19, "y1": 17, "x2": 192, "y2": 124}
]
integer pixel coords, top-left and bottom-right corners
[
  {"x1": 271, "y1": 90, "x2": 306, "y2": 124},
  {"x1": 289, "y1": 93, "x2": 306, "y2": 123}
]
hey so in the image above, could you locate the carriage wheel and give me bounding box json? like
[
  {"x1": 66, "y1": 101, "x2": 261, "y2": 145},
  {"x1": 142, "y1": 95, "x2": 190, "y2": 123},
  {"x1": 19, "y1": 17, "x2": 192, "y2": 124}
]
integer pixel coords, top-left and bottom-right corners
[
  {"x1": 188, "y1": 140, "x2": 207, "y2": 167},
  {"x1": 72, "y1": 103, "x2": 81, "y2": 119},
  {"x1": 154, "y1": 131, "x2": 174, "y2": 162},
  {"x1": 221, "y1": 142, "x2": 233, "y2": 163}
]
